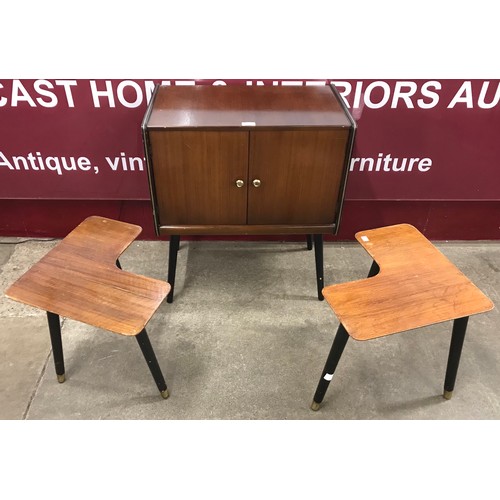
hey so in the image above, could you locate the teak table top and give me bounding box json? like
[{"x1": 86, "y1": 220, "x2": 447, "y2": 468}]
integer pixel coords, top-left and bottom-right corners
[
  {"x1": 5, "y1": 217, "x2": 170, "y2": 336},
  {"x1": 322, "y1": 224, "x2": 494, "y2": 341}
]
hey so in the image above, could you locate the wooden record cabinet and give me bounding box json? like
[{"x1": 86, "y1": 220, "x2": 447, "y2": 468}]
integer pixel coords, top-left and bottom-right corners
[{"x1": 142, "y1": 84, "x2": 356, "y2": 302}]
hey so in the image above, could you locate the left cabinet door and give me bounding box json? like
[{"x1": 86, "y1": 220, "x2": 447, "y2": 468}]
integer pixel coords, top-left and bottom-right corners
[{"x1": 149, "y1": 130, "x2": 249, "y2": 226}]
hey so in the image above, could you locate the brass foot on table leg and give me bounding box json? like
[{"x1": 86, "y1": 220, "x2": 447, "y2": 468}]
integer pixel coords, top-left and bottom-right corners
[
  {"x1": 443, "y1": 390, "x2": 453, "y2": 400},
  {"x1": 161, "y1": 389, "x2": 170, "y2": 400},
  {"x1": 57, "y1": 374, "x2": 66, "y2": 383},
  {"x1": 310, "y1": 401, "x2": 321, "y2": 411}
]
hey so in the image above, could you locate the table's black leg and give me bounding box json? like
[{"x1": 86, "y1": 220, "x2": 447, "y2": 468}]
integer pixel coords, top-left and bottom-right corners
[
  {"x1": 306, "y1": 235, "x2": 313, "y2": 250},
  {"x1": 135, "y1": 328, "x2": 169, "y2": 399},
  {"x1": 115, "y1": 259, "x2": 122, "y2": 269},
  {"x1": 311, "y1": 323, "x2": 349, "y2": 410},
  {"x1": 443, "y1": 316, "x2": 469, "y2": 400},
  {"x1": 47, "y1": 312, "x2": 65, "y2": 383},
  {"x1": 167, "y1": 235, "x2": 180, "y2": 303},
  {"x1": 367, "y1": 260, "x2": 380, "y2": 278},
  {"x1": 313, "y1": 234, "x2": 324, "y2": 301}
]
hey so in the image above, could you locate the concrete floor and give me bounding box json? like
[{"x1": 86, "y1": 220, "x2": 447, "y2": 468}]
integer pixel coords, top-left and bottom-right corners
[{"x1": 1, "y1": 236, "x2": 499, "y2": 420}]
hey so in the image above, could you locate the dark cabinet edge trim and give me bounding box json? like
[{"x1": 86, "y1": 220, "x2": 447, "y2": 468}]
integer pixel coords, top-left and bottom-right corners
[
  {"x1": 142, "y1": 83, "x2": 162, "y2": 236},
  {"x1": 329, "y1": 83, "x2": 357, "y2": 235}
]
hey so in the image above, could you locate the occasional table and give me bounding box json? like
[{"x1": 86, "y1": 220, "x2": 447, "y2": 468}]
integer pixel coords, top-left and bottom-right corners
[
  {"x1": 5, "y1": 216, "x2": 171, "y2": 399},
  {"x1": 311, "y1": 223, "x2": 494, "y2": 410}
]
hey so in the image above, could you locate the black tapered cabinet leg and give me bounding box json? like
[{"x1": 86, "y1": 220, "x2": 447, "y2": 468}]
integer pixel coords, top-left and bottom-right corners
[
  {"x1": 443, "y1": 316, "x2": 469, "y2": 400},
  {"x1": 313, "y1": 234, "x2": 324, "y2": 300},
  {"x1": 47, "y1": 312, "x2": 65, "y2": 383},
  {"x1": 311, "y1": 323, "x2": 349, "y2": 410},
  {"x1": 136, "y1": 329, "x2": 169, "y2": 399},
  {"x1": 167, "y1": 235, "x2": 180, "y2": 303},
  {"x1": 306, "y1": 235, "x2": 313, "y2": 250}
]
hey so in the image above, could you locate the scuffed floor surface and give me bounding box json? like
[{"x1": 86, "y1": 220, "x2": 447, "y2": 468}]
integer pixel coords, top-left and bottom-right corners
[{"x1": 1, "y1": 237, "x2": 499, "y2": 420}]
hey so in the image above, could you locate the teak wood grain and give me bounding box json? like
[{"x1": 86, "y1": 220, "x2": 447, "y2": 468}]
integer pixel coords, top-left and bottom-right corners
[
  {"x1": 247, "y1": 129, "x2": 349, "y2": 224},
  {"x1": 146, "y1": 85, "x2": 351, "y2": 129},
  {"x1": 143, "y1": 84, "x2": 355, "y2": 236},
  {"x1": 322, "y1": 224, "x2": 494, "y2": 341},
  {"x1": 5, "y1": 217, "x2": 170, "y2": 336},
  {"x1": 149, "y1": 130, "x2": 249, "y2": 226}
]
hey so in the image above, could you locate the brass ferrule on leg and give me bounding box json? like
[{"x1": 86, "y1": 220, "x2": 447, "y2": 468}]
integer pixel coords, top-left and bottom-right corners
[
  {"x1": 310, "y1": 401, "x2": 320, "y2": 411},
  {"x1": 443, "y1": 390, "x2": 453, "y2": 400},
  {"x1": 161, "y1": 389, "x2": 170, "y2": 400},
  {"x1": 57, "y1": 374, "x2": 66, "y2": 383}
]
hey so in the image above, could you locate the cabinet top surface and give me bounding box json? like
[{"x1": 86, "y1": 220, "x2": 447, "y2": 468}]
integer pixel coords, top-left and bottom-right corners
[{"x1": 145, "y1": 85, "x2": 352, "y2": 129}]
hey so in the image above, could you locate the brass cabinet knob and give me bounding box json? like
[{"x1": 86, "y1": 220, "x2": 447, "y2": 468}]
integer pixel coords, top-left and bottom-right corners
[
  {"x1": 252, "y1": 179, "x2": 261, "y2": 188},
  {"x1": 235, "y1": 179, "x2": 244, "y2": 188}
]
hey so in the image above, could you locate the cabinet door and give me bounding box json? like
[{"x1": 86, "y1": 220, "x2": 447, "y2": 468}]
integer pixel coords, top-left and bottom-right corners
[
  {"x1": 149, "y1": 130, "x2": 248, "y2": 225},
  {"x1": 247, "y1": 130, "x2": 349, "y2": 225}
]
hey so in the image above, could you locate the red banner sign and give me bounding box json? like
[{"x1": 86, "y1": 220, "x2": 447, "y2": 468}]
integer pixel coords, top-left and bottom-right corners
[{"x1": 1, "y1": 79, "x2": 499, "y2": 201}]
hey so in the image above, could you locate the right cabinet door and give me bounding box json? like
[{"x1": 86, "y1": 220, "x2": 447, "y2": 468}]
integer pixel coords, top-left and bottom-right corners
[{"x1": 247, "y1": 129, "x2": 350, "y2": 225}]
